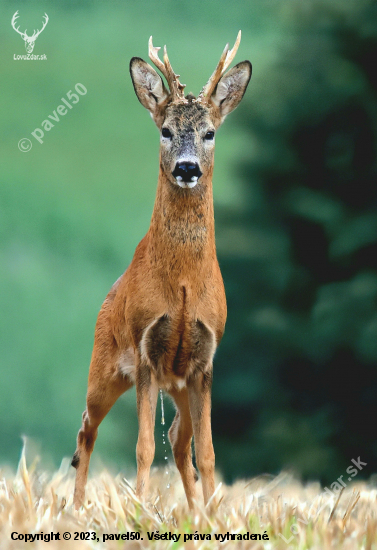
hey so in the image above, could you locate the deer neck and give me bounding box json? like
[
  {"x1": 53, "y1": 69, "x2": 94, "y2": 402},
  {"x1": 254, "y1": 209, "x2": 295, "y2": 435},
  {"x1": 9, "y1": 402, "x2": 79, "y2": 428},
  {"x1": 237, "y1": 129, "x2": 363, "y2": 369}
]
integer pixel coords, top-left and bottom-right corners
[{"x1": 147, "y1": 167, "x2": 216, "y2": 278}]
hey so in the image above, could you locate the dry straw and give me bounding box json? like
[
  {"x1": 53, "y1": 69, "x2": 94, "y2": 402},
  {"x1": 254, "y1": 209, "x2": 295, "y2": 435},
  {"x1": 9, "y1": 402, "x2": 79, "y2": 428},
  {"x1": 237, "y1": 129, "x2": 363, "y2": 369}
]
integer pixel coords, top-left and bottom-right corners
[{"x1": 1, "y1": 446, "x2": 377, "y2": 549}]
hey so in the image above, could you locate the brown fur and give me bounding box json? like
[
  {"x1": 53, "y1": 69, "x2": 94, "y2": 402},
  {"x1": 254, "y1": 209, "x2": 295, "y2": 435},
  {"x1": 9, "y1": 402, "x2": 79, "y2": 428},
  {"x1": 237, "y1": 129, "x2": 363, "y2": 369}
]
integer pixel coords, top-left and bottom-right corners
[{"x1": 72, "y1": 39, "x2": 251, "y2": 510}]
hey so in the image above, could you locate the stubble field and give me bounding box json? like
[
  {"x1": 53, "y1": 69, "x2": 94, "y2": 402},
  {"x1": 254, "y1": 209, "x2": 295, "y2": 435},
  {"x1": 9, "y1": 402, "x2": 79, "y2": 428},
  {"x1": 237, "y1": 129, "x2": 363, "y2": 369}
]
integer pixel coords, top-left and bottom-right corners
[{"x1": 1, "y1": 449, "x2": 377, "y2": 549}]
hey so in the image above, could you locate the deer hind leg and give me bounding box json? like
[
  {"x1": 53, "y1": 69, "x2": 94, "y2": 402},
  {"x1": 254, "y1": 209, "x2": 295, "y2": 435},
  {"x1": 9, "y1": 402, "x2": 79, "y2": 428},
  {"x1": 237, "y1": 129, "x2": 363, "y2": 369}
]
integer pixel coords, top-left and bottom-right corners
[
  {"x1": 135, "y1": 360, "x2": 158, "y2": 501},
  {"x1": 188, "y1": 370, "x2": 215, "y2": 508},
  {"x1": 72, "y1": 353, "x2": 133, "y2": 509},
  {"x1": 168, "y1": 388, "x2": 198, "y2": 509}
]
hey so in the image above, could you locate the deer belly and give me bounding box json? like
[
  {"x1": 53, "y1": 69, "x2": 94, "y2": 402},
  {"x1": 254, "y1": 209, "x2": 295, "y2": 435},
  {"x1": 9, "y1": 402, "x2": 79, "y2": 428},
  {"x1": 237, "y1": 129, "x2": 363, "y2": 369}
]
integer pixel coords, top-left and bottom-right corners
[
  {"x1": 118, "y1": 347, "x2": 136, "y2": 383},
  {"x1": 140, "y1": 314, "x2": 216, "y2": 389}
]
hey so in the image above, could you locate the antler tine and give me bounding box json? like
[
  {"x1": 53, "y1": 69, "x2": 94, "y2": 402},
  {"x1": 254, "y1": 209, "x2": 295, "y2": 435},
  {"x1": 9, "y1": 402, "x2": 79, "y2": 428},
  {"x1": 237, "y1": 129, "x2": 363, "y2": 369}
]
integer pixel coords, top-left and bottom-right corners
[
  {"x1": 162, "y1": 44, "x2": 176, "y2": 87},
  {"x1": 148, "y1": 36, "x2": 186, "y2": 101},
  {"x1": 223, "y1": 30, "x2": 241, "y2": 74},
  {"x1": 197, "y1": 43, "x2": 229, "y2": 101},
  {"x1": 33, "y1": 13, "x2": 49, "y2": 39},
  {"x1": 148, "y1": 36, "x2": 169, "y2": 81},
  {"x1": 11, "y1": 11, "x2": 25, "y2": 36},
  {"x1": 198, "y1": 30, "x2": 242, "y2": 102},
  {"x1": 163, "y1": 45, "x2": 186, "y2": 98},
  {"x1": 11, "y1": 10, "x2": 19, "y2": 25}
]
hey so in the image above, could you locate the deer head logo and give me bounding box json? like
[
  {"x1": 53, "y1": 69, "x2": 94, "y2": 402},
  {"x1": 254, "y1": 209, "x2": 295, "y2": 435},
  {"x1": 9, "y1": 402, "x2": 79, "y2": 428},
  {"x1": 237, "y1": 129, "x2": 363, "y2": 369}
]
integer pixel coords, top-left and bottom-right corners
[{"x1": 11, "y1": 11, "x2": 48, "y2": 54}]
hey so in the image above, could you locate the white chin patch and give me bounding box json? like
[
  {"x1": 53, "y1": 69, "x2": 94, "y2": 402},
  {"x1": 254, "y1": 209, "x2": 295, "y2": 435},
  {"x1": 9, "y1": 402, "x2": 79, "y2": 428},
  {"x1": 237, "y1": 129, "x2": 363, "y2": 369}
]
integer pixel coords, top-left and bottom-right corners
[{"x1": 176, "y1": 175, "x2": 198, "y2": 189}]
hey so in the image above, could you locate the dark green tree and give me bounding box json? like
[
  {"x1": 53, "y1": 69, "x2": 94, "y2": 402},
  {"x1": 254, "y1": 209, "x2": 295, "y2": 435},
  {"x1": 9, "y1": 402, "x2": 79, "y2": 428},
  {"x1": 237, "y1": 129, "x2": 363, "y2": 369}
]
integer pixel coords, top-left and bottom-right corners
[{"x1": 213, "y1": 0, "x2": 377, "y2": 483}]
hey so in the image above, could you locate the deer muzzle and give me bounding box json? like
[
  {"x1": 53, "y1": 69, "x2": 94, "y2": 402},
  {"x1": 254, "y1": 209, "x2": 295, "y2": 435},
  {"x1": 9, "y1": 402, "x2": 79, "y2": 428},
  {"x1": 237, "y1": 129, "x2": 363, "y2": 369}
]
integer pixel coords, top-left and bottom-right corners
[{"x1": 172, "y1": 161, "x2": 202, "y2": 188}]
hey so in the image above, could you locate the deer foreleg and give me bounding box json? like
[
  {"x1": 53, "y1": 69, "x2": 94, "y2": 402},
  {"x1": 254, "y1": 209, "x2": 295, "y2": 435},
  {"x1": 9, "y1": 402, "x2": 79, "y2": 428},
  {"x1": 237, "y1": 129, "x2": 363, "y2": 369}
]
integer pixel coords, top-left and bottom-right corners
[
  {"x1": 188, "y1": 370, "x2": 215, "y2": 508},
  {"x1": 135, "y1": 362, "x2": 158, "y2": 500}
]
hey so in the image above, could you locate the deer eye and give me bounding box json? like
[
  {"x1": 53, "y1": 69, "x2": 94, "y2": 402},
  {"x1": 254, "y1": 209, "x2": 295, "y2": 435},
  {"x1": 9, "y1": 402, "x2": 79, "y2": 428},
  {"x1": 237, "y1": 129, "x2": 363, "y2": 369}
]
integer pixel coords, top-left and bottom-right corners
[
  {"x1": 204, "y1": 131, "x2": 215, "y2": 140},
  {"x1": 162, "y1": 127, "x2": 172, "y2": 139}
]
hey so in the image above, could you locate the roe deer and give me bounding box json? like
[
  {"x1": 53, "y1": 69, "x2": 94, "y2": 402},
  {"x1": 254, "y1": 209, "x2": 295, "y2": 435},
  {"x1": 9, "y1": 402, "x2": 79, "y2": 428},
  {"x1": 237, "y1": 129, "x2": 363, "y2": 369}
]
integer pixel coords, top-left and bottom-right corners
[{"x1": 72, "y1": 32, "x2": 251, "y2": 510}]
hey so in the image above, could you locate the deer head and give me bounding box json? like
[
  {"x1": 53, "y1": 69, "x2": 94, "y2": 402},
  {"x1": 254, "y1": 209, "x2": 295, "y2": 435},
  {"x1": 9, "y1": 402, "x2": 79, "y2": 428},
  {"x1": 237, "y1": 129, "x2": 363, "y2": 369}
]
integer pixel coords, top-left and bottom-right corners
[
  {"x1": 11, "y1": 11, "x2": 48, "y2": 54},
  {"x1": 130, "y1": 33, "x2": 251, "y2": 189}
]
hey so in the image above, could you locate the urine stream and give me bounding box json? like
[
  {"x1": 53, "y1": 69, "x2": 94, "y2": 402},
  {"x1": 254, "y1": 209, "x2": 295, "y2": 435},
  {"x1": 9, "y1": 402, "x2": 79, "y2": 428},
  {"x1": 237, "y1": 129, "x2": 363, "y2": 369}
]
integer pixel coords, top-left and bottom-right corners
[{"x1": 159, "y1": 389, "x2": 170, "y2": 488}]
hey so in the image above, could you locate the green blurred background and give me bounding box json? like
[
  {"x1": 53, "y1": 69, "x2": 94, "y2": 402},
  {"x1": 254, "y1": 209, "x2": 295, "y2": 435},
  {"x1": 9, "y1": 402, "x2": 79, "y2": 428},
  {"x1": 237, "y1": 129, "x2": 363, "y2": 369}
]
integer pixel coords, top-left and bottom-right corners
[{"x1": 1, "y1": 0, "x2": 377, "y2": 484}]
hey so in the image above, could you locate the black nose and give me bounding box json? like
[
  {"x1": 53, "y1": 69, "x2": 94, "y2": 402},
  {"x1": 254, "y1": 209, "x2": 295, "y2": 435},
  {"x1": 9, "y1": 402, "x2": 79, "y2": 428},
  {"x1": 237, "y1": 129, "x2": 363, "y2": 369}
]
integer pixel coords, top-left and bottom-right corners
[{"x1": 172, "y1": 162, "x2": 202, "y2": 183}]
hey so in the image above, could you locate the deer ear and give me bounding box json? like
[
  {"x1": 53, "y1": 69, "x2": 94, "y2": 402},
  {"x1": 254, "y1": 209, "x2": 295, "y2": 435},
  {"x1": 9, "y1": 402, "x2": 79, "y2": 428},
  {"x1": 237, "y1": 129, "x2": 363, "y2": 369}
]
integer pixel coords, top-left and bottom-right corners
[
  {"x1": 211, "y1": 61, "x2": 252, "y2": 119},
  {"x1": 130, "y1": 57, "x2": 170, "y2": 125}
]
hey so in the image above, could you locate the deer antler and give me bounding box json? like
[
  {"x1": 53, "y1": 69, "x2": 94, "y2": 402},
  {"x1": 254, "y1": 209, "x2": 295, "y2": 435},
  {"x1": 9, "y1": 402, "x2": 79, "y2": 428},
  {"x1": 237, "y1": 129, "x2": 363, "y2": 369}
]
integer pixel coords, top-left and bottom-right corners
[
  {"x1": 198, "y1": 31, "x2": 242, "y2": 102},
  {"x1": 11, "y1": 11, "x2": 26, "y2": 38},
  {"x1": 11, "y1": 11, "x2": 48, "y2": 40},
  {"x1": 148, "y1": 36, "x2": 186, "y2": 101},
  {"x1": 31, "y1": 13, "x2": 49, "y2": 39}
]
